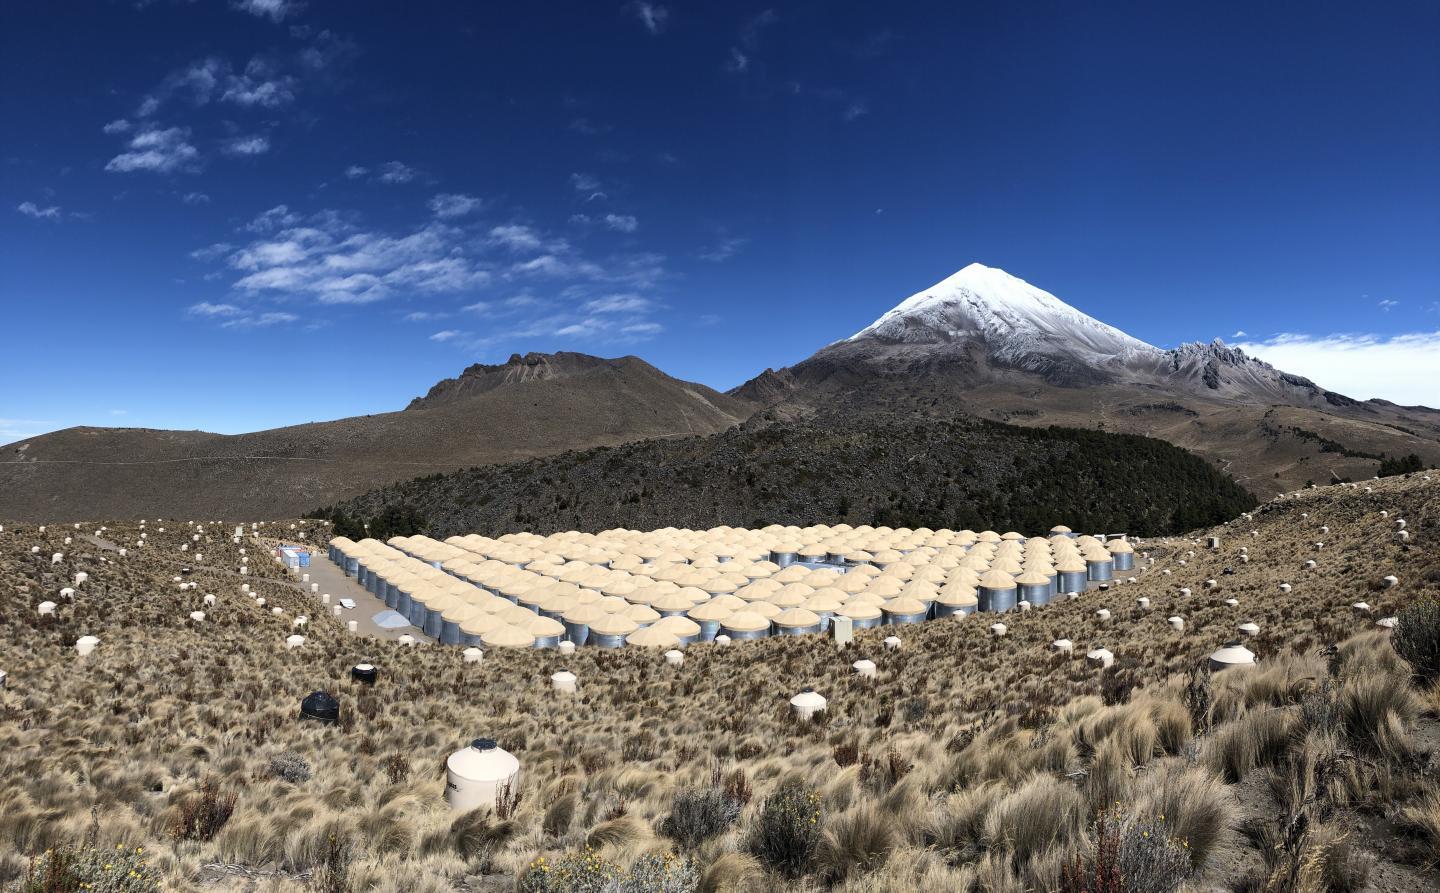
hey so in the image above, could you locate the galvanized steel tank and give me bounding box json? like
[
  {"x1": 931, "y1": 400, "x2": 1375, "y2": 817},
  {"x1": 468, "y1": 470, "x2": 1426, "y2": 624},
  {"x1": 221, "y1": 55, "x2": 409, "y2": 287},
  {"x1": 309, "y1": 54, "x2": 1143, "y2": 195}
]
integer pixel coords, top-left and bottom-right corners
[
  {"x1": 1015, "y1": 569, "x2": 1052, "y2": 607},
  {"x1": 772, "y1": 607, "x2": 823, "y2": 636},
  {"x1": 881, "y1": 596, "x2": 929, "y2": 625},
  {"x1": 720, "y1": 610, "x2": 772, "y2": 640},
  {"x1": 977, "y1": 570, "x2": 1018, "y2": 613},
  {"x1": 587, "y1": 613, "x2": 639, "y2": 649},
  {"x1": 1055, "y1": 557, "x2": 1088, "y2": 594}
]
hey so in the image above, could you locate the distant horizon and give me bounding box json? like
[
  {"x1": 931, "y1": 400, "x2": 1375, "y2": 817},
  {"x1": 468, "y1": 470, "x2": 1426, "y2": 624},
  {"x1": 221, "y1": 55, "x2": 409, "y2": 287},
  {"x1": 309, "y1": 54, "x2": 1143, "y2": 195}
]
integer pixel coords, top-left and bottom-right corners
[{"x1": 3, "y1": 1, "x2": 1437, "y2": 440}]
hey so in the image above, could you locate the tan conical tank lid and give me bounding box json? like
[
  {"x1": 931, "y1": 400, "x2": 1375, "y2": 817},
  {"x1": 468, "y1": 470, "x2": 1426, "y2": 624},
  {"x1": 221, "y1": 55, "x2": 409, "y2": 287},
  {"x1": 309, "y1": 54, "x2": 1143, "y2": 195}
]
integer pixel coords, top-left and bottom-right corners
[
  {"x1": 1106, "y1": 539, "x2": 1134, "y2": 554},
  {"x1": 482, "y1": 624, "x2": 536, "y2": 648},
  {"x1": 978, "y1": 569, "x2": 1018, "y2": 590},
  {"x1": 623, "y1": 603, "x2": 661, "y2": 624},
  {"x1": 935, "y1": 585, "x2": 978, "y2": 607},
  {"x1": 1015, "y1": 568, "x2": 1052, "y2": 586},
  {"x1": 1055, "y1": 555, "x2": 1088, "y2": 572},
  {"x1": 562, "y1": 603, "x2": 608, "y2": 625},
  {"x1": 688, "y1": 600, "x2": 734, "y2": 622},
  {"x1": 773, "y1": 607, "x2": 821, "y2": 628},
  {"x1": 803, "y1": 592, "x2": 845, "y2": 612},
  {"x1": 721, "y1": 610, "x2": 771, "y2": 632},
  {"x1": 460, "y1": 612, "x2": 504, "y2": 636},
  {"x1": 587, "y1": 613, "x2": 639, "y2": 636},
  {"x1": 838, "y1": 602, "x2": 882, "y2": 620},
  {"x1": 707, "y1": 593, "x2": 747, "y2": 612},
  {"x1": 526, "y1": 615, "x2": 566, "y2": 637},
  {"x1": 626, "y1": 625, "x2": 680, "y2": 648},
  {"x1": 989, "y1": 556, "x2": 1023, "y2": 575},
  {"x1": 883, "y1": 596, "x2": 928, "y2": 615},
  {"x1": 652, "y1": 615, "x2": 701, "y2": 637}
]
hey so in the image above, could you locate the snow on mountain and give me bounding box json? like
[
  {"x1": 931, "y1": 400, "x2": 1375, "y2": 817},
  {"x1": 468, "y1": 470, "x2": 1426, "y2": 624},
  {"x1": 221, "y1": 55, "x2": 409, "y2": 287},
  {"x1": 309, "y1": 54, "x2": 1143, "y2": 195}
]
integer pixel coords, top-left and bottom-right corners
[{"x1": 847, "y1": 263, "x2": 1158, "y2": 362}]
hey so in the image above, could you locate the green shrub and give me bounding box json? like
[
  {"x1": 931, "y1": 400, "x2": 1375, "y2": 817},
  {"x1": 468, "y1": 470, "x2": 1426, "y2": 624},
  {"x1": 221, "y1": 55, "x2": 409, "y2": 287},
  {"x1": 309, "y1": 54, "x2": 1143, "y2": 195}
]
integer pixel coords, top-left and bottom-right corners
[
  {"x1": 661, "y1": 788, "x2": 741, "y2": 849},
  {"x1": 10, "y1": 844, "x2": 158, "y2": 893},
  {"x1": 1393, "y1": 596, "x2": 1440, "y2": 686},
  {"x1": 746, "y1": 782, "x2": 822, "y2": 878},
  {"x1": 517, "y1": 850, "x2": 697, "y2": 893},
  {"x1": 1061, "y1": 812, "x2": 1190, "y2": 893}
]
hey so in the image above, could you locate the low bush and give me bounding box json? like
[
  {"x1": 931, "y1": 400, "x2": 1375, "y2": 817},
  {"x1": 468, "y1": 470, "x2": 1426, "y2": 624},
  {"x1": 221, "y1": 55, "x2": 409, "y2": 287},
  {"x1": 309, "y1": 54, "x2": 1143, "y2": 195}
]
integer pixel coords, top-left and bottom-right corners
[
  {"x1": 746, "y1": 782, "x2": 822, "y2": 879},
  {"x1": 11, "y1": 844, "x2": 158, "y2": 893},
  {"x1": 167, "y1": 776, "x2": 237, "y2": 842},
  {"x1": 268, "y1": 751, "x2": 311, "y2": 784},
  {"x1": 1393, "y1": 596, "x2": 1440, "y2": 686},
  {"x1": 517, "y1": 850, "x2": 697, "y2": 893},
  {"x1": 661, "y1": 788, "x2": 742, "y2": 849}
]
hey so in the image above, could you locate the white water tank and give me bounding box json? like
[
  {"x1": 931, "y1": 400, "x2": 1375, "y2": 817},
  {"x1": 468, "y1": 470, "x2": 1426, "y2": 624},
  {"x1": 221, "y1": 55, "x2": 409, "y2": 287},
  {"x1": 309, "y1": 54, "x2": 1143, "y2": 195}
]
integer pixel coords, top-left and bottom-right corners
[
  {"x1": 557, "y1": 640, "x2": 576, "y2": 655},
  {"x1": 74, "y1": 572, "x2": 87, "y2": 585},
  {"x1": 0, "y1": 669, "x2": 7, "y2": 689},
  {"x1": 1208, "y1": 643, "x2": 1256, "y2": 672},
  {"x1": 1238, "y1": 622, "x2": 1260, "y2": 637},
  {"x1": 311, "y1": 583, "x2": 319, "y2": 593},
  {"x1": 271, "y1": 607, "x2": 283, "y2": 617},
  {"x1": 990, "y1": 622, "x2": 1007, "y2": 637},
  {"x1": 664, "y1": 649, "x2": 684, "y2": 667},
  {"x1": 38, "y1": 601, "x2": 57, "y2": 616},
  {"x1": 853, "y1": 659, "x2": 876, "y2": 678},
  {"x1": 1051, "y1": 638, "x2": 1073, "y2": 654},
  {"x1": 333, "y1": 605, "x2": 343, "y2": 617},
  {"x1": 348, "y1": 620, "x2": 359, "y2": 633},
  {"x1": 445, "y1": 739, "x2": 521, "y2": 813},
  {"x1": 1178, "y1": 587, "x2": 1191, "y2": 597},
  {"x1": 463, "y1": 647, "x2": 484, "y2": 664},
  {"x1": 1279, "y1": 583, "x2": 1292, "y2": 593},
  {"x1": 398, "y1": 635, "x2": 416, "y2": 646},
  {"x1": 1087, "y1": 648, "x2": 1115, "y2": 669},
  {"x1": 286, "y1": 635, "x2": 306, "y2": 649},
  {"x1": 1352, "y1": 602, "x2": 1371, "y2": 613},
  {"x1": 1095, "y1": 609, "x2": 1111, "y2": 621},
  {"x1": 1136, "y1": 597, "x2": 1150, "y2": 610},
  {"x1": 1168, "y1": 616, "x2": 1184, "y2": 631},
  {"x1": 1376, "y1": 617, "x2": 1398, "y2": 632},
  {"x1": 190, "y1": 611, "x2": 205, "y2": 623},
  {"x1": 75, "y1": 635, "x2": 99, "y2": 657},
  {"x1": 884, "y1": 635, "x2": 901, "y2": 650},
  {"x1": 789, "y1": 688, "x2": 827, "y2": 720},
  {"x1": 552, "y1": 671, "x2": 576, "y2": 693},
  {"x1": 715, "y1": 635, "x2": 732, "y2": 646},
  {"x1": 1382, "y1": 575, "x2": 1398, "y2": 589},
  {"x1": 1224, "y1": 598, "x2": 1240, "y2": 607}
]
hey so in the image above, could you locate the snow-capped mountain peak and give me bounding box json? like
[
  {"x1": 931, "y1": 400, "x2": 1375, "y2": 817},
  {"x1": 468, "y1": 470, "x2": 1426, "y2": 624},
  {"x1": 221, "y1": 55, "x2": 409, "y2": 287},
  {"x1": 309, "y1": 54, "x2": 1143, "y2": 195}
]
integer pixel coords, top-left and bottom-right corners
[{"x1": 847, "y1": 263, "x2": 1156, "y2": 359}]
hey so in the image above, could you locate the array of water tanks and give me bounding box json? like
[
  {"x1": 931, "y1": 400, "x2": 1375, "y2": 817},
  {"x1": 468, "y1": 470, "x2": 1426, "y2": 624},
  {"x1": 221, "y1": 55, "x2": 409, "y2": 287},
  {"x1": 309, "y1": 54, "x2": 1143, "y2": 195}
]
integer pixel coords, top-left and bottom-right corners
[{"x1": 325, "y1": 521, "x2": 1136, "y2": 650}]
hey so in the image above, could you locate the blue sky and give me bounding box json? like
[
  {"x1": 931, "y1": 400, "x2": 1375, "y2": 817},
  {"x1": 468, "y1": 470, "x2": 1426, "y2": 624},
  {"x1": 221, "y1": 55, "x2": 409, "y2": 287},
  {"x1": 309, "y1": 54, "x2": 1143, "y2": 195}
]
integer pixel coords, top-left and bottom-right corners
[{"x1": 3, "y1": 0, "x2": 1438, "y2": 440}]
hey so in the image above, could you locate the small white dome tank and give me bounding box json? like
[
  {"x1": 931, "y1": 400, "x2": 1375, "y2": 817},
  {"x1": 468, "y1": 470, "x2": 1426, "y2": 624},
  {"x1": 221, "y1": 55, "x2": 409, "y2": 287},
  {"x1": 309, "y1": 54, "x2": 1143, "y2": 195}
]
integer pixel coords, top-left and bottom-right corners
[
  {"x1": 75, "y1": 635, "x2": 99, "y2": 657},
  {"x1": 789, "y1": 688, "x2": 827, "y2": 720},
  {"x1": 445, "y1": 738, "x2": 521, "y2": 812},
  {"x1": 1208, "y1": 642, "x2": 1256, "y2": 672}
]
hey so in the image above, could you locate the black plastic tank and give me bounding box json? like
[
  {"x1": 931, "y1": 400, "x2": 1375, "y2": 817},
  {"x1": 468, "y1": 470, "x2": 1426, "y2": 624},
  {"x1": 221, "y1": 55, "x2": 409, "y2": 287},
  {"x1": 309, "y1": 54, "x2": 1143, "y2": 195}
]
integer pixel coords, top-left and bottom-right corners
[
  {"x1": 300, "y1": 690, "x2": 340, "y2": 724},
  {"x1": 350, "y1": 663, "x2": 378, "y2": 686}
]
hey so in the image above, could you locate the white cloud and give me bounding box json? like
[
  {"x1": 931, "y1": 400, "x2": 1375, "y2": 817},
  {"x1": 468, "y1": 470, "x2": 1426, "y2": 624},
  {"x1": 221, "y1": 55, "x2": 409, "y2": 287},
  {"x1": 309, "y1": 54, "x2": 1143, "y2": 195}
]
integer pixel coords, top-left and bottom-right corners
[
  {"x1": 222, "y1": 311, "x2": 299, "y2": 329},
  {"x1": 603, "y1": 213, "x2": 638, "y2": 233},
  {"x1": 105, "y1": 127, "x2": 200, "y2": 174},
  {"x1": 570, "y1": 172, "x2": 601, "y2": 193},
  {"x1": 724, "y1": 48, "x2": 749, "y2": 73},
  {"x1": 1378, "y1": 299, "x2": 1399, "y2": 311},
  {"x1": 344, "y1": 165, "x2": 368, "y2": 179},
  {"x1": 182, "y1": 191, "x2": 211, "y2": 205},
  {"x1": 108, "y1": 409, "x2": 128, "y2": 416},
  {"x1": 377, "y1": 161, "x2": 417, "y2": 184},
  {"x1": 585, "y1": 294, "x2": 651, "y2": 313},
  {"x1": 488, "y1": 224, "x2": 544, "y2": 252},
  {"x1": 0, "y1": 418, "x2": 57, "y2": 442},
  {"x1": 842, "y1": 100, "x2": 869, "y2": 122},
  {"x1": 223, "y1": 134, "x2": 271, "y2": 156},
  {"x1": 102, "y1": 118, "x2": 131, "y2": 134},
  {"x1": 462, "y1": 301, "x2": 491, "y2": 314},
  {"x1": 428, "y1": 193, "x2": 483, "y2": 218},
  {"x1": 429, "y1": 329, "x2": 463, "y2": 342},
  {"x1": 698, "y1": 234, "x2": 747, "y2": 262},
  {"x1": 16, "y1": 201, "x2": 61, "y2": 221},
  {"x1": 403, "y1": 311, "x2": 449, "y2": 322},
  {"x1": 1233, "y1": 332, "x2": 1440, "y2": 408},
  {"x1": 1231, "y1": 330, "x2": 1247, "y2": 338},
  {"x1": 555, "y1": 317, "x2": 608, "y2": 337},
  {"x1": 232, "y1": 0, "x2": 302, "y2": 22},
  {"x1": 243, "y1": 204, "x2": 301, "y2": 233},
  {"x1": 186, "y1": 302, "x2": 245, "y2": 317},
  {"x1": 621, "y1": 321, "x2": 663, "y2": 337},
  {"x1": 628, "y1": 2, "x2": 669, "y2": 34}
]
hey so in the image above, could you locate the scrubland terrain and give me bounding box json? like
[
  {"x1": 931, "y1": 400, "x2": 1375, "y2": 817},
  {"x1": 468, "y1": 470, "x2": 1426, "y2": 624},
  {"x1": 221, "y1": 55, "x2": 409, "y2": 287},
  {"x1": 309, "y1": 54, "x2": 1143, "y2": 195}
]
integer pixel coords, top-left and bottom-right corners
[{"x1": 2, "y1": 473, "x2": 1439, "y2": 893}]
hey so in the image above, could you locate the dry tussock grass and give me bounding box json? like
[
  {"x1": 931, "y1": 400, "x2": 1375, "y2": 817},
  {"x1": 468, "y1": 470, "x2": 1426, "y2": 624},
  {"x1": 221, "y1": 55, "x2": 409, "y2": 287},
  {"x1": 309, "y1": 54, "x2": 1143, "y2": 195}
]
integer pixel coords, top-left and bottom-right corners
[{"x1": 0, "y1": 474, "x2": 1438, "y2": 890}]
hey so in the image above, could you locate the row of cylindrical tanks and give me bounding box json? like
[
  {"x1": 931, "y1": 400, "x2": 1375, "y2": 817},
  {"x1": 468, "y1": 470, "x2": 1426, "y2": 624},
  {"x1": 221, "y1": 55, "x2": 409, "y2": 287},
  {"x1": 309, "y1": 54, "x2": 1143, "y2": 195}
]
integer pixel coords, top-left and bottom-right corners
[{"x1": 326, "y1": 526, "x2": 1137, "y2": 650}]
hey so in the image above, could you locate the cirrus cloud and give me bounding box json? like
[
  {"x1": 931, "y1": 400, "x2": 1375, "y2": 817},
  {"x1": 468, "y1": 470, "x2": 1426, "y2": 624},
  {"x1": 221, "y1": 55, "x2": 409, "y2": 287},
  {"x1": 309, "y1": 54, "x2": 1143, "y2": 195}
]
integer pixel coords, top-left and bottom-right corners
[{"x1": 1234, "y1": 331, "x2": 1440, "y2": 408}]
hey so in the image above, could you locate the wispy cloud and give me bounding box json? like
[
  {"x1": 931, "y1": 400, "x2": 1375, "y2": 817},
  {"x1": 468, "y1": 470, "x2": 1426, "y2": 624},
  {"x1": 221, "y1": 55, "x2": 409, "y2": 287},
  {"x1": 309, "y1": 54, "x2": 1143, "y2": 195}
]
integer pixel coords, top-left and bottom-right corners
[
  {"x1": 186, "y1": 302, "x2": 245, "y2": 317},
  {"x1": 16, "y1": 201, "x2": 61, "y2": 221},
  {"x1": 105, "y1": 127, "x2": 200, "y2": 174},
  {"x1": 488, "y1": 224, "x2": 546, "y2": 252},
  {"x1": 102, "y1": 119, "x2": 131, "y2": 134},
  {"x1": 222, "y1": 311, "x2": 299, "y2": 329},
  {"x1": 1378, "y1": 299, "x2": 1399, "y2": 311},
  {"x1": 725, "y1": 9, "x2": 777, "y2": 74},
  {"x1": 429, "y1": 329, "x2": 464, "y2": 342},
  {"x1": 223, "y1": 134, "x2": 271, "y2": 156},
  {"x1": 603, "y1": 213, "x2": 638, "y2": 233},
  {"x1": 344, "y1": 165, "x2": 368, "y2": 179},
  {"x1": 1234, "y1": 331, "x2": 1440, "y2": 407},
  {"x1": 1231, "y1": 329, "x2": 1247, "y2": 338},
  {"x1": 428, "y1": 193, "x2": 483, "y2": 218},
  {"x1": 182, "y1": 191, "x2": 211, "y2": 205},
  {"x1": 585, "y1": 294, "x2": 652, "y2": 313},
  {"x1": 377, "y1": 161, "x2": 417, "y2": 184},
  {"x1": 0, "y1": 418, "x2": 57, "y2": 443},
  {"x1": 403, "y1": 311, "x2": 450, "y2": 322},
  {"x1": 627, "y1": 2, "x2": 669, "y2": 35},
  {"x1": 232, "y1": 0, "x2": 303, "y2": 22},
  {"x1": 698, "y1": 234, "x2": 748, "y2": 262}
]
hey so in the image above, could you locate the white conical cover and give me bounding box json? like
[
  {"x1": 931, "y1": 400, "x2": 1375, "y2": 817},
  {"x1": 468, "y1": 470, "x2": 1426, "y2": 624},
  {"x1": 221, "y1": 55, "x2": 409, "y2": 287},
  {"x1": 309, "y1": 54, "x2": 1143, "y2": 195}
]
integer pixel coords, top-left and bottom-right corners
[
  {"x1": 1208, "y1": 643, "x2": 1256, "y2": 671},
  {"x1": 789, "y1": 689, "x2": 827, "y2": 718},
  {"x1": 445, "y1": 740, "x2": 521, "y2": 812}
]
